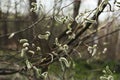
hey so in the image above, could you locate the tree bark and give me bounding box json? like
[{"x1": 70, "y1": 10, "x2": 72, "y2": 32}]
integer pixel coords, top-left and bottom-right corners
[
  {"x1": 28, "y1": 0, "x2": 38, "y2": 40},
  {"x1": 1, "y1": 0, "x2": 10, "y2": 46},
  {"x1": 92, "y1": 0, "x2": 102, "y2": 45},
  {"x1": 73, "y1": 0, "x2": 81, "y2": 19}
]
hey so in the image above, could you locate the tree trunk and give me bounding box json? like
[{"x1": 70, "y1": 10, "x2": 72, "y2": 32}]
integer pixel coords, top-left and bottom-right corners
[
  {"x1": 115, "y1": 31, "x2": 120, "y2": 60},
  {"x1": 1, "y1": 0, "x2": 10, "y2": 46},
  {"x1": 73, "y1": 0, "x2": 81, "y2": 19},
  {"x1": 28, "y1": 0, "x2": 38, "y2": 40},
  {"x1": 92, "y1": 0, "x2": 102, "y2": 45}
]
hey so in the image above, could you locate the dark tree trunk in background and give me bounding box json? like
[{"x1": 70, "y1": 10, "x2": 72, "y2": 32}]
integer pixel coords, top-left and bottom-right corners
[
  {"x1": 2, "y1": 17, "x2": 8, "y2": 45},
  {"x1": 1, "y1": 0, "x2": 11, "y2": 46},
  {"x1": 97, "y1": 0, "x2": 102, "y2": 23},
  {"x1": 58, "y1": 0, "x2": 81, "y2": 42},
  {"x1": 0, "y1": 2, "x2": 2, "y2": 45},
  {"x1": 115, "y1": 31, "x2": 120, "y2": 60},
  {"x1": 49, "y1": 0, "x2": 63, "y2": 45},
  {"x1": 28, "y1": 0, "x2": 38, "y2": 40},
  {"x1": 73, "y1": 0, "x2": 81, "y2": 19},
  {"x1": 72, "y1": 0, "x2": 81, "y2": 29},
  {"x1": 92, "y1": 0, "x2": 102, "y2": 45},
  {"x1": 13, "y1": 1, "x2": 23, "y2": 50},
  {"x1": 29, "y1": 0, "x2": 38, "y2": 21},
  {"x1": 14, "y1": 1, "x2": 22, "y2": 38},
  {"x1": 0, "y1": 1, "x2": 1, "y2": 18}
]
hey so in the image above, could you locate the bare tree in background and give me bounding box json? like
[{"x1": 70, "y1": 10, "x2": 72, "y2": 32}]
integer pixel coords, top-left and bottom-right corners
[
  {"x1": 1, "y1": 0, "x2": 10, "y2": 46},
  {"x1": 72, "y1": 0, "x2": 81, "y2": 29},
  {"x1": 28, "y1": 0, "x2": 38, "y2": 40},
  {"x1": 0, "y1": 1, "x2": 1, "y2": 19},
  {"x1": 73, "y1": 0, "x2": 81, "y2": 19},
  {"x1": 58, "y1": 0, "x2": 81, "y2": 42},
  {"x1": 0, "y1": 0, "x2": 120, "y2": 80},
  {"x1": 92, "y1": 0, "x2": 102, "y2": 45}
]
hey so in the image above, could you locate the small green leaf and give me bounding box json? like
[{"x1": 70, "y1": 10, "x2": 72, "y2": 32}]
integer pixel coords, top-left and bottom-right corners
[
  {"x1": 38, "y1": 31, "x2": 51, "y2": 40},
  {"x1": 49, "y1": 54, "x2": 53, "y2": 62},
  {"x1": 25, "y1": 60, "x2": 32, "y2": 69},
  {"x1": 68, "y1": 33, "x2": 76, "y2": 39},
  {"x1": 100, "y1": 66, "x2": 114, "y2": 80},
  {"x1": 30, "y1": 2, "x2": 37, "y2": 12},
  {"x1": 21, "y1": 49, "x2": 25, "y2": 57},
  {"x1": 68, "y1": 14, "x2": 74, "y2": 21},
  {"x1": 84, "y1": 18, "x2": 96, "y2": 23},
  {"x1": 24, "y1": 47, "x2": 29, "y2": 51},
  {"x1": 20, "y1": 48, "x2": 28, "y2": 57},
  {"x1": 28, "y1": 50, "x2": 35, "y2": 55},
  {"x1": 59, "y1": 57, "x2": 70, "y2": 68},
  {"x1": 54, "y1": 16, "x2": 68, "y2": 24},
  {"x1": 19, "y1": 39, "x2": 28, "y2": 43},
  {"x1": 41, "y1": 72, "x2": 48, "y2": 79},
  {"x1": 63, "y1": 44, "x2": 69, "y2": 50},
  {"x1": 107, "y1": 75, "x2": 114, "y2": 80},
  {"x1": 87, "y1": 46, "x2": 93, "y2": 54},
  {"x1": 33, "y1": 66, "x2": 41, "y2": 78},
  {"x1": 36, "y1": 46, "x2": 41, "y2": 51},
  {"x1": 66, "y1": 23, "x2": 72, "y2": 34},
  {"x1": 8, "y1": 33, "x2": 15, "y2": 39},
  {"x1": 103, "y1": 48, "x2": 107, "y2": 54},
  {"x1": 106, "y1": 66, "x2": 113, "y2": 75},
  {"x1": 92, "y1": 48, "x2": 97, "y2": 56},
  {"x1": 55, "y1": 38, "x2": 60, "y2": 46},
  {"x1": 23, "y1": 43, "x2": 29, "y2": 47}
]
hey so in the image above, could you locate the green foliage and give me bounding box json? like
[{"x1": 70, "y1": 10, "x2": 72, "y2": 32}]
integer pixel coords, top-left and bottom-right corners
[
  {"x1": 59, "y1": 57, "x2": 71, "y2": 71},
  {"x1": 100, "y1": 66, "x2": 114, "y2": 80},
  {"x1": 33, "y1": 66, "x2": 41, "y2": 78},
  {"x1": 25, "y1": 59, "x2": 32, "y2": 69}
]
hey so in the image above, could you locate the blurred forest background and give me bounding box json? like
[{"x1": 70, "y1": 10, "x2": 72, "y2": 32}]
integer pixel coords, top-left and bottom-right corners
[{"x1": 0, "y1": 0, "x2": 120, "y2": 80}]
